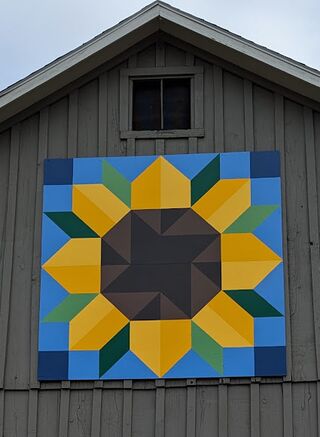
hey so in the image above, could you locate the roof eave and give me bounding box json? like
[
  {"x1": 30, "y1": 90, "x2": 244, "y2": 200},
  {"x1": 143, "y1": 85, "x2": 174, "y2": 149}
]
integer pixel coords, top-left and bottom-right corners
[
  {"x1": 1, "y1": 1, "x2": 320, "y2": 125},
  {"x1": 0, "y1": 4, "x2": 161, "y2": 124},
  {"x1": 158, "y1": 4, "x2": 320, "y2": 103}
]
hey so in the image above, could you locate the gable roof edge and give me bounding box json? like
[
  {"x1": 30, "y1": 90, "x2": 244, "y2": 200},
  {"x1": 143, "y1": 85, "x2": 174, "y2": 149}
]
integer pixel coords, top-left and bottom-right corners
[
  {"x1": 1, "y1": 1, "x2": 320, "y2": 126},
  {"x1": 0, "y1": 2, "x2": 161, "y2": 124},
  {"x1": 157, "y1": 2, "x2": 320, "y2": 104}
]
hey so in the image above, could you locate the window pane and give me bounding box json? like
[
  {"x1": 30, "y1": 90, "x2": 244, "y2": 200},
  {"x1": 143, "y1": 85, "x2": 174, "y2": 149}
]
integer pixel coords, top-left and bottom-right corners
[
  {"x1": 163, "y1": 78, "x2": 190, "y2": 129},
  {"x1": 132, "y1": 80, "x2": 161, "y2": 130}
]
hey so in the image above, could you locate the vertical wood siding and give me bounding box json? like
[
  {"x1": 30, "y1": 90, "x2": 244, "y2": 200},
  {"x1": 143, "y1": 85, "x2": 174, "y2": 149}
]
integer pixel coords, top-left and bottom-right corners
[{"x1": 0, "y1": 36, "x2": 319, "y2": 436}]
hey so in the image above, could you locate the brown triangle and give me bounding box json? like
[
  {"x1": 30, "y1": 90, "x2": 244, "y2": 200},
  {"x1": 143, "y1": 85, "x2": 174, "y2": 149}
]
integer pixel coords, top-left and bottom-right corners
[
  {"x1": 103, "y1": 213, "x2": 131, "y2": 262},
  {"x1": 193, "y1": 239, "x2": 220, "y2": 262},
  {"x1": 161, "y1": 209, "x2": 187, "y2": 234},
  {"x1": 190, "y1": 264, "x2": 220, "y2": 317},
  {"x1": 103, "y1": 291, "x2": 159, "y2": 319},
  {"x1": 193, "y1": 262, "x2": 221, "y2": 287},
  {"x1": 163, "y1": 209, "x2": 218, "y2": 236},
  {"x1": 134, "y1": 293, "x2": 161, "y2": 320},
  {"x1": 101, "y1": 241, "x2": 129, "y2": 266},
  {"x1": 101, "y1": 265, "x2": 129, "y2": 290},
  {"x1": 160, "y1": 294, "x2": 189, "y2": 319},
  {"x1": 133, "y1": 210, "x2": 161, "y2": 234}
]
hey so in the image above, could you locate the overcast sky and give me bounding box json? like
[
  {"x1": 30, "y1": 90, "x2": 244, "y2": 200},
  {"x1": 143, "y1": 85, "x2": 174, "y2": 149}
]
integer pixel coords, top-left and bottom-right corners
[{"x1": 0, "y1": 0, "x2": 319, "y2": 91}]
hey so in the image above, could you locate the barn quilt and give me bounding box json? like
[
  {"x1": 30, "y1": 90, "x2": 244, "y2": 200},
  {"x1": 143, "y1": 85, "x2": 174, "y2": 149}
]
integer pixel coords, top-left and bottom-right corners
[{"x1": 38, "y1": 151, "x2": 286, "y2": 380}]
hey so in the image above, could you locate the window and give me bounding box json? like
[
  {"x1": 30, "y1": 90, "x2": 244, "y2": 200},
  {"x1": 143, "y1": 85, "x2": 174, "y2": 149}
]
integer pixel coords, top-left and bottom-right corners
[
  {"x1": 132, "y1": 79, "x2": 161, "y2": 131},
  {"x1": 163, "y1": 78, "x2": 191, "y2": 130},
  {"x1": 132, "y1": 78, "x2": 191, "y2": 130},
  {"x1": 120, "y1": 67, "x2": 204, "y2": 139}
]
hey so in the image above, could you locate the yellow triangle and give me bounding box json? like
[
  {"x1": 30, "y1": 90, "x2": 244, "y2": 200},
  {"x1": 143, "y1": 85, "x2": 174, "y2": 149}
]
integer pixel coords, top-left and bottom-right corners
[
  {"x1": 159, "y1": 320, "x2": 191, "y2": 376},
  {"x1": 160, "y1": 157, "x2": 190, "y2": 209},
  {"x1": 131, "y1": 158, "x2": 161, "y2": 209},
  {"x1": 221, "y1": 233, "x2": 281, "y2": 262},
  {"x1": 222, "y1": 260, "x2": 281, "y2": 289},
  {"x1": 221, "y1": 233, "x2": 281, "y2": 289},
  {"x1": 73, "y1": 184, "x2": 129, "y2": 236},
  {"x1": 70, "y1": 295, "x2": 128, "y2": 350},
  {"x1": 193, "y1": 303, "x2": 253, "y2": 348},
  {"x1": 192, "y1": 179, "x2": 250, "y2": 232},
  {"x1": 130, "y1": 320, "x2": 191, "y2": 377},
  {"x1": 130, "y1": 321, "x2": 161, "y2": 375},
  {"x1": 208, "y1": 292, "x2": 253, "y2": 344},
  {"x1": 42, "y1": 239, "x2": 101, "y2": 293}
]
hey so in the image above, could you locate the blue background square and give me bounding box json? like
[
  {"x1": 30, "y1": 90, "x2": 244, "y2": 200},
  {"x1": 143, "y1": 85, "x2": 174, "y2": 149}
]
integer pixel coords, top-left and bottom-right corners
[
  {"x1": 39, "y1": 322, "x2": 69, "y2": 351},
  {"x1": 69, "y1": 351, "x2": 100, "y2": 379},
  {"x1": 43, "y1": 185, "x2": 72, "y2": 212},
  {"x1": 38, "y1": 351, "x2": 69, "y2": 380},
  {"x1": 73, "y1": 158, "x2": 103, "y2": 184},
  {"x1": 254, "y1": 317, "x2": 286, "y2": 346},
  {"x1": 251, "y1": 178, "x2": 281, "y2": 205},
  {"x1": 250, "y1": 151, "x2": 280, "y2": 178},
  {"x1": 44, "y1": 159, "x2": 73, "y2": 185},
  {"x1": 220, "y1": 152, "x2": 250, "y2": 179},
  {"x1": 254, "y1": 346, "x2": 286, "y2": 376},
  {"x1": 223, "y1": 348, "x2": 254, "y2": 376}
]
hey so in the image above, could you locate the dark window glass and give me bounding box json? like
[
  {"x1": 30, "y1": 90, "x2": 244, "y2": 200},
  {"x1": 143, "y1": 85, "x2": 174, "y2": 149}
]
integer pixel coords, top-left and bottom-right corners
[
  {"x1": 132, "y1": 77, "x2": 191, "y2": 131},
  {"x1": 163, "y1": 78, "x2": 190, "y2": 129},
  {"x1": 132, "y1": 80, "x2": 161, "y2": 130}
]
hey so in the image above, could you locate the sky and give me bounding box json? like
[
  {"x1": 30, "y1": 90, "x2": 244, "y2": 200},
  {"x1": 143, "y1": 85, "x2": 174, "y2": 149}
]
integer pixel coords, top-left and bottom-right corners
[{"x1": 0, "y1": 0, "x2": 319, "y2": 91}]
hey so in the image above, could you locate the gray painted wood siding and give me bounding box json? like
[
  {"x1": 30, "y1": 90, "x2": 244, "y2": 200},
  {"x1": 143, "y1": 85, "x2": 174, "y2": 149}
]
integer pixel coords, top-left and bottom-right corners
[{"x1": 0, "y1": 35, "x2": 320, "y2": 436}]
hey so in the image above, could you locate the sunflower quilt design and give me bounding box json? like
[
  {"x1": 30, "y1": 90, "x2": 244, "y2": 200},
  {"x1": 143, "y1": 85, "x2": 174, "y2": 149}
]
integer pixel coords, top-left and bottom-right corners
[{"x1": 38, "y1": 151, "x2": 286, "y2": 380}]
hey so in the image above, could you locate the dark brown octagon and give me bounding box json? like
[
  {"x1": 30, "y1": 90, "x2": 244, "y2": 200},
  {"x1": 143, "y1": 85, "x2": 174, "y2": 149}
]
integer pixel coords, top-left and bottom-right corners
[{"x1": 101, "y1": 208, "x2": 221, "y2": 320}]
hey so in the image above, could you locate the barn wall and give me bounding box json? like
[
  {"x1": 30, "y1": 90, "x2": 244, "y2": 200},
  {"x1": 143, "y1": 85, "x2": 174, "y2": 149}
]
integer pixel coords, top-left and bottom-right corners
[{"x1": 0, "y1": 35, "x2": 320, "y2": 436}]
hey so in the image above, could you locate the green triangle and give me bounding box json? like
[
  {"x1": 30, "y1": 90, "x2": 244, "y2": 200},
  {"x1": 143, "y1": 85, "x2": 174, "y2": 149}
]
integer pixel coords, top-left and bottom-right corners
[
  {"x1": 191, "y1": 322, "x2": 223, "y2": 373},
  {"x1": 224, "y1": 205, "x2": 279, "y2": 233},
  {"x1": 43, "y1": 294, "x2": 98, "y2": 322},
  {"x1": 191, "y1": 155, "x2": 220, "y2": 204},
  {"x1": 99, "y1": 324, "x2": 130, "y2": 376},
  {"x1": 45, "y1": 212, "x2": 98, "y2": 238},
  {"x1": 102, "y1": 160, "x2": 131, "y2": 207},
  {"x1": 224, "y1": 290, "x2": 283, "y2": 317}
]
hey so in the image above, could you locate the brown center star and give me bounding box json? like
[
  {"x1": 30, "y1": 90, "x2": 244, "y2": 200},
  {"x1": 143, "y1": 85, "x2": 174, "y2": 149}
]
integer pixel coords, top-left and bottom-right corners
[{"x1": 101, "y1": 208, "x2": 221, "y2": 320}]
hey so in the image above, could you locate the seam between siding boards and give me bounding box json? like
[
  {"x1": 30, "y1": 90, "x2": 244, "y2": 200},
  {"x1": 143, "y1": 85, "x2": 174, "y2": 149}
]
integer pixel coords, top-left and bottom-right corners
[
  {"x1": 213, "y1": 65, "x2": 224, "y2": 152},
  {"x1": 275, "y1": 93, "x2": 292, "y2": 382},
  {"x1": 0, "y1": 124, "x2": 20, "y2": 389},
  {"x1": 304, "y1": 107, "x2": 320, "y2": 379},
  {"x1": 122, "y1": 380, "x2": 133, "y2": 437},
  {"x1": 30, "y1": 108, "x2": 49, "y2": 390},
  {"x1": 155, "y1": 379, "x2": 165, "y2": 437}
]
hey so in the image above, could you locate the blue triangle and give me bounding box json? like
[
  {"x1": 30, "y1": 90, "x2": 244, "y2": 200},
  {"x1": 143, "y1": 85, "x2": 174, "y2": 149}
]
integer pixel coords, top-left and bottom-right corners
[
  {"x1": 164, "y1": 350, "x2": 221, "y2": 378},
  {"x1": 41, "y1": 214, "x2": 70, "y2": 264},
  {"x1": 39, "y1": 271, "x2": 68, "y2": 320},
  {"x1": 255, "y1": 263, "x2": 285, "y2": 313},
  {"x1": 105, "y1": 156, "x2": 158, "y2": 182},
  {"x1": 164, "y1": 153, "x2": 218, "y2": 179},
  {"x1": 253, "y1": 208, "x2": 283, "y2": 257},
  {"x1": 100, "y1": 351, "x2": 157, "y2": 379}
]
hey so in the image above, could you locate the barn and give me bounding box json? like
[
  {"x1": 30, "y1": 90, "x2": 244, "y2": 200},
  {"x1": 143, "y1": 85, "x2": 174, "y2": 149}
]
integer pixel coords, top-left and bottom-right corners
[{"x1": 0, "y1": 1, "x2": 320, "y2": 436}]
